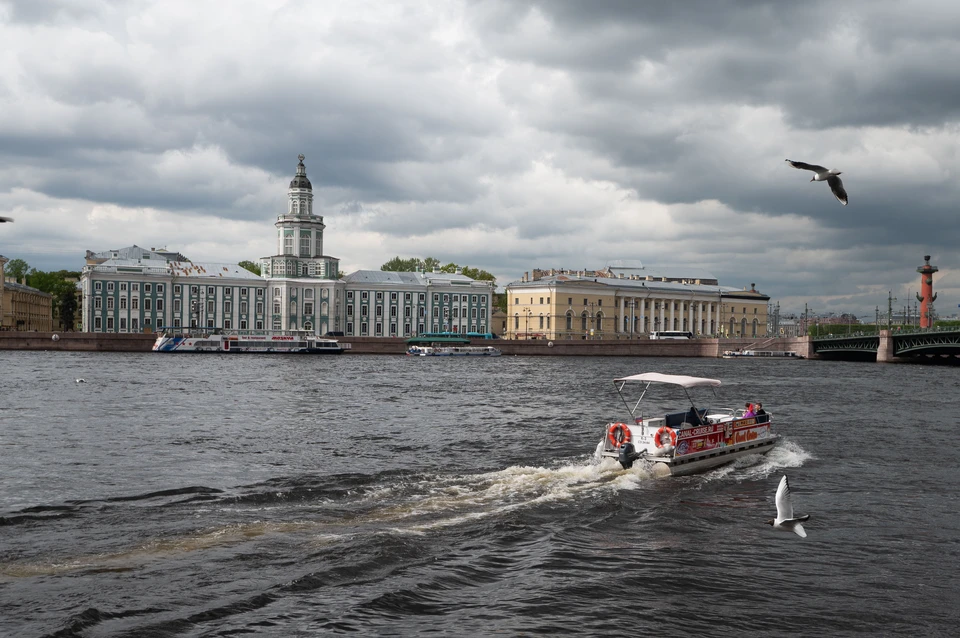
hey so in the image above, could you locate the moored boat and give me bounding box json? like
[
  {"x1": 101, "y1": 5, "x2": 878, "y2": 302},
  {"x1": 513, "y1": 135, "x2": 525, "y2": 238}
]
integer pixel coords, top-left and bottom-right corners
[
  {"x1": 595, "y1": 372, "x2": 778, "y2": 477},
  {"x1": 722, "y1": 350, "x2": 803, "y2": 359},
  {"x1": 152, "y1": 328, "x2": 349, "y2": 354},
  {"x1": 405, "y1": 335, "x2": 501, "y2": 357}
]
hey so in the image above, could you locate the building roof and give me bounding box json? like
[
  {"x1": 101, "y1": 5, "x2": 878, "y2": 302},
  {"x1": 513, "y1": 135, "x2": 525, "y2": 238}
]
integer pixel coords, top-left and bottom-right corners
[
  {"x1": 2, "y1": 280, "x2": 53, "y2": 297},
  {"x1": 84, "y1": 258, "x2": 264, "y2": 281},
  {"x1": 85, "y1": 245, "x2": 189, "y2": 263},
  {"x1": 507, "y1": 273, "x2": 768, "y2": 299},
  {"x1": 289, "y1": 154, "x2": 312, "y2": 190},
  {"x1": 342, "y1": 270, "x2": 490, "y2": 287}
]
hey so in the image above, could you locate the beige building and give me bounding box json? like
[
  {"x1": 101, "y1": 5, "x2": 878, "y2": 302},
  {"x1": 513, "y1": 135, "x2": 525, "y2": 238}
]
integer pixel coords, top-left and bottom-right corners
[
  {"x1": 2, "y1": 268, "x2": 54, "y2": 332},
  {"x1": 0, "y1": 255, "x2": 6, "y2": 330},
  {"x1": 505, "y1": 267, "x2": 769, "y2": 340}
]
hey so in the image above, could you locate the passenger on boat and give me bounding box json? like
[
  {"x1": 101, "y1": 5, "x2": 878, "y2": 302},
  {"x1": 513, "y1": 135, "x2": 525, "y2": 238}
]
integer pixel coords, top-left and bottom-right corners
[
  {"x1": 685, "y1": 406, "x2": 704, "y2": 426},
  {"x1": 743, "y1": 403, "x2": 756, "y2": 418},
  {"x1": 755, "y1": 403, "x2": 766, "y2": 417}
]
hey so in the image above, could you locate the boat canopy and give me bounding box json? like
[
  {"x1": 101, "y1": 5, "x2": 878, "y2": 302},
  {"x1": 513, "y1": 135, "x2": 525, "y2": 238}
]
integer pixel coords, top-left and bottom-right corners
[{"x1": 614, "y1": 372, "x2": 722, "y2": 388}]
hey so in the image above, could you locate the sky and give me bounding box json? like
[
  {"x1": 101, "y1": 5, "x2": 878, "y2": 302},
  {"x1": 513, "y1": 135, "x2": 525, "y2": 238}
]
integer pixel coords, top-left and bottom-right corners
[{"x1": 1, "y1": 0, "x2": 959, "y2": 317}]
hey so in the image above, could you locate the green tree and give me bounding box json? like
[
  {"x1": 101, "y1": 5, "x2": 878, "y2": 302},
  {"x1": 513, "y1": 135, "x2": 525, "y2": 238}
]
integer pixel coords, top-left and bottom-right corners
[
  {"x1": 5, "y1": 258, "x2": 29, "y2": 281},
  {"x1": 238, "y1": 260, "x2": 261, "y2": 276},
  {"x1": 58, "y1": 285, "x2": 78, "y2": 330}
]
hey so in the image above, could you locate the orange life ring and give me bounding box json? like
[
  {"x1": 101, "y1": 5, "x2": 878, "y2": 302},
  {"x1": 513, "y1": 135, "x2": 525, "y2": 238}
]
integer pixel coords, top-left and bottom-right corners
[
  {"x1": 655, "y1": 426, "x2": 677, "y2": 448},
  {"x1": 607, "y1": 422, "x2": 632, "y2": 448}
]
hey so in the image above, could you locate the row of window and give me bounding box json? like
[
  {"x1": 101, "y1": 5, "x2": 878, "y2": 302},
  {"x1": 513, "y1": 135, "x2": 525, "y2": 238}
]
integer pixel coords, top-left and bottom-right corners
[
  {"x1": 519, "y1": 296, "x2": 761, "y2": 315},
  {"x1": 93, "y1": 281, "x2": 267, "y2": 298},
  {"x1": 343, "y1": 322, "x2": 488, "y2": 337},
  {"x1": 345, "y1": 291, "x2": 487, "y2": 304},
  {"x1": 93, "y1": 316, "x2": 267, "y2": 332}
]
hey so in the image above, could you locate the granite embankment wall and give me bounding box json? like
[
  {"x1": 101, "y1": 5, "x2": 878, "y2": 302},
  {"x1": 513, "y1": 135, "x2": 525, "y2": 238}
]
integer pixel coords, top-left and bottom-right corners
[{"x1": 0, "y1": 332, "x2": 814, "y2": 357}]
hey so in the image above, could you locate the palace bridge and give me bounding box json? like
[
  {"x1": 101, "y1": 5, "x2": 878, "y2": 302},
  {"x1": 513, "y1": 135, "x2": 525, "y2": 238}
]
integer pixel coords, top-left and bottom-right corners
[{"x1": 812, "y1": 327, "x2": 960, "y2": 363}]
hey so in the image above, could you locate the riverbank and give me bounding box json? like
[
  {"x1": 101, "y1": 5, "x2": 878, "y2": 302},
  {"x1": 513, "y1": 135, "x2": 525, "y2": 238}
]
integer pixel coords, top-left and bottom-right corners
[{"x1": 0, "y1": 332, "x2": 813, "y2": 357}]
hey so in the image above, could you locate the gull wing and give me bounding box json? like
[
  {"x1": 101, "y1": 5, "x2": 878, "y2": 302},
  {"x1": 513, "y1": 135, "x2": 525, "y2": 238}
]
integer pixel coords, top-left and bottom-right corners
[
  {"x1": 827, "y1": 175, "x2": 848, "y2": 205},
  {"x1": 785, "y1": 159, "x2": 827, "y2": 173},
  {"x1": 775, "y1": 475, "x2": 794, "y2": 521},
  {"x1": 791, "y1": 522, "x2": 807, "y2": 538}
]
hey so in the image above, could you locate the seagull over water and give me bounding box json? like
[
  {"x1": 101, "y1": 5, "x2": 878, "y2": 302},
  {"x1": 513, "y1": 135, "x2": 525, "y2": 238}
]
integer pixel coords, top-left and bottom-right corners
[
  {"x1": 785, "y1": 159, "x2": 848, "y2": 205},
  {"x1": 0, "y1": 216, "x2": 14, "y2": 222},
  {"x1": 766, "y1": 475, "x2": 810, "y2": 538}
]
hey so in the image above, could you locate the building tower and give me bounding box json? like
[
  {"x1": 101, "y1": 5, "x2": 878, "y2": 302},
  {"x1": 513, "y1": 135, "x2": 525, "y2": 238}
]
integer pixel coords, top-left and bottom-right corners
[{"x1": 916, "y1": 255, "x2": 939, "y2": 328}]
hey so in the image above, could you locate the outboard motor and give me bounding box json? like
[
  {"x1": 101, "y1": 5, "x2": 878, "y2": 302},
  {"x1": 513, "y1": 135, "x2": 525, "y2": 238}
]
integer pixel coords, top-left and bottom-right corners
[{"x1": 618, "y1": 441, "x2": 644, "y2": 469}]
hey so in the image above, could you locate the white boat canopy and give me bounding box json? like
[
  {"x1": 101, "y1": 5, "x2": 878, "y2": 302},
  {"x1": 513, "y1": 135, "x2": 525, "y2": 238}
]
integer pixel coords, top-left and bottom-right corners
[{"x1": 614, "y1": 372, "x2": 722, "y2": 388}]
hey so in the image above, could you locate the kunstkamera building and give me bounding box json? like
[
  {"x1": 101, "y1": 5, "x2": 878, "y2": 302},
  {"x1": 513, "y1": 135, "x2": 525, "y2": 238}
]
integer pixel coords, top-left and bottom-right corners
[{"x1": 81, "y1": 156, "x2": 494, "y2": 337}]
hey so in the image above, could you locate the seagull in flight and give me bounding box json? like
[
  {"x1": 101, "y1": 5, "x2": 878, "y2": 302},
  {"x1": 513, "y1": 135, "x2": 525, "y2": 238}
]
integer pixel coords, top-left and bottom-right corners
[
  {"x1": 766, "y1": 475, "x2": 810, "y2": 538},
  {"x1": 0, "y1": 216, "x2": 14, "y2": 223},
  {"x1": 785, "y1": 159, "x2": 848, "y2": 205}
]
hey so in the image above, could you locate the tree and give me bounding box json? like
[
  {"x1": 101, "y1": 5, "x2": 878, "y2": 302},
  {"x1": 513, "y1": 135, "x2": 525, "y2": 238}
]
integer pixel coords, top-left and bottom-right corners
[
  {"x1": 238, "y1": 260, "x2": 261, "y2": 276},
  {"x1": 58, "y1": 286, "x2": 78, "y2": 330},
  {"x1": 5, "y1": 258, "x2": 28, "y2": 281},
  {"x1": 381, "y1": 257, "x2": 495, "y2": 286}
]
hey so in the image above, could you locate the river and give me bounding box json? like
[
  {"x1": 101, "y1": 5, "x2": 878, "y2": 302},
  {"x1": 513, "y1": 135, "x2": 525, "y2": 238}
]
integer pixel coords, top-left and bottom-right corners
[{"x1": 1, "y1": 351, "x2": 957, "y2": 636}]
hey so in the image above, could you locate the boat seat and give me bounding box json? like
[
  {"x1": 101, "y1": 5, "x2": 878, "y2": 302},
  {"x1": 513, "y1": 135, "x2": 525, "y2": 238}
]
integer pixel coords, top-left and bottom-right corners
[{"x1": 665, "y1": 412, "x2": 687, "y2": 428}]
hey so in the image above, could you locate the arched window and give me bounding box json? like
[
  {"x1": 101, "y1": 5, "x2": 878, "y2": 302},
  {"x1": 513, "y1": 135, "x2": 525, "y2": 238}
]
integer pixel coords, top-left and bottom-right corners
[
  {"x1": 729, "y1": 318, "x2": 736, "y2": 335},
  {"x1": 741, "y1": 318, "x2": 748, "y2": 336},
  {"x1": 566, "y1": 312, "x2": 573, "y2": 331},
  {"x1": 581, "y1": 312, "x2": 588, "y2": 331},
  {"x1": 303, "y1": 321, "x2": 312, "y2": 332},
  {"x1": 514, "y1": 314, "x2": 519, "y2": 330},
  {"x1": 752, "y1": 318, "x2": 758, "y2": 337},
  {"x1": 292, "y1": 200, "x2": 299, "y2": 214}
]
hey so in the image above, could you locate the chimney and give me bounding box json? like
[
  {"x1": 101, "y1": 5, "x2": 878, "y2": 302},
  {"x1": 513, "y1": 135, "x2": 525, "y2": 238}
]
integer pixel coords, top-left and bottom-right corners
[{"x1": 750, "y1": 283, "x2": 756, "y2": 291}]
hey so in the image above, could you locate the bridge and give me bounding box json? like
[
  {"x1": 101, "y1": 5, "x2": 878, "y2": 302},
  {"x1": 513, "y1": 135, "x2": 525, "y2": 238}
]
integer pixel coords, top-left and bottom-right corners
[{"x1": 812, "y1": 328, "x2": 960, "y2": 362}]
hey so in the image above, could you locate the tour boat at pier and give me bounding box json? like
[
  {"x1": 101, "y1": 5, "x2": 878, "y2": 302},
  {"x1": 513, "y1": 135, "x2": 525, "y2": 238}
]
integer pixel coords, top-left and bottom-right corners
[
  {"x1": 722, "y1": 350, "x2": 803, "y2": 359},
  {"x1": 152, "y1": 328, "x2": 349, "y2": 354},
  {"x1": 405, "y1": 335, "x2": 502, "y2": 357},
  {"x1": 406, "y1": 345, "x2": 502, "y2": 357},
  {"x1": 595, "y1": 372, "x2": 778, "y2": 477}
]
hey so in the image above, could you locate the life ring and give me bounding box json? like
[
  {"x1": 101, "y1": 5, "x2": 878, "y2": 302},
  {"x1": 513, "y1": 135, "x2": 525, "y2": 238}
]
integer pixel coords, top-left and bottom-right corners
[
  {"x1": 607, "y1": 422, "x2": 632, "y2": 448},
  {"x1": 655, "y1": 426, "x2": 677, "y2": 448}
]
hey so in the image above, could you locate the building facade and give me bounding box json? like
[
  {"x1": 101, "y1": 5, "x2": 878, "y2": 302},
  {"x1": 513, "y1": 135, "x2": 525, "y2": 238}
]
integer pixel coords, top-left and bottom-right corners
[
  {"x1": 80, "y1": 155, "x2": 493, "y2": 336},
  {"x1": 505, "y1": 273, "x2": 769, "y2": 339}
]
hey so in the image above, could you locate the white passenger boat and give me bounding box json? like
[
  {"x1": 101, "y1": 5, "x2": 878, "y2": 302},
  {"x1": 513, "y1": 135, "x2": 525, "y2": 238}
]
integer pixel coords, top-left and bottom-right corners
[
  {"x1": 405, "y1": 335, "x2": 501, "y2": 357},
  {"x1": 595, "y1": 372, "x2": 778, "y2": 477},
  {"x1": 722, "y1": 350, "x2": 803, "y2": 359},
  {"x1": 406, "y1": 345, "x2": 502, "y2": 357},
  {"x1": 152, "y1": 329, "x2": 349, "y2": 354}
]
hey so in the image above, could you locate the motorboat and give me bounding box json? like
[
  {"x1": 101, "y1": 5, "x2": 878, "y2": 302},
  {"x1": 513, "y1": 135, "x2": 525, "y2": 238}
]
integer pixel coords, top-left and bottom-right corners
[
  {"x1": 722, "y1": 350, "x2": 803, "y2": 359},
  {"x1": 595, "y1": 372, "x2": 778, "y2": 477},
  {"x1": 405, "y1": 335, "x2": 501, "y2": 357},
  {"x1": 152, "y1": 328, "x2": 349, "y2": 354}
]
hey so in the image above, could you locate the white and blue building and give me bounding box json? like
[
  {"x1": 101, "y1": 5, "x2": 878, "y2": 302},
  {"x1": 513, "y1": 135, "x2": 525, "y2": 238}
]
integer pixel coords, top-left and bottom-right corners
[{"x1": 81, "y1": 155, "x2": 493, "y2": 336}]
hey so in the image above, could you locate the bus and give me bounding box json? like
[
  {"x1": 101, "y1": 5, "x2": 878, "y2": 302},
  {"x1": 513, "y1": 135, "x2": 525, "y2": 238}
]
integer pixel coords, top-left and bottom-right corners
[
  {"x1": 466, "y1": 332, "x2": 497, "y2": 340},
  {"x1": 649, "y1": 331, "x2": 694, "y2": 340}
]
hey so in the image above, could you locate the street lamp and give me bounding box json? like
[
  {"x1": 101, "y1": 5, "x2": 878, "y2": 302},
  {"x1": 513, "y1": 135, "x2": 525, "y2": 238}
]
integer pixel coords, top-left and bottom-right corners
[{"x1": 525, "y1": 309, "x2": 532, "y2": 340}]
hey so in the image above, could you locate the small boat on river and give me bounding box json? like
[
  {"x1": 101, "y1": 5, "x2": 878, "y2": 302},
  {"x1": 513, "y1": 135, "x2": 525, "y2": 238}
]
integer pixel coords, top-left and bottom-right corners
[
  {"x1": 152, "y1": 328, "x2": 349, "y2": 354},
  {"x1": 595, "y1": 372, "x2": 778, "y2": 477},
  {"x1": 405, "y1": 336, "x2": 502, "y2": 357},
  {"x1": 722, "y1": 350, "x2": 803, "y2": 359}
]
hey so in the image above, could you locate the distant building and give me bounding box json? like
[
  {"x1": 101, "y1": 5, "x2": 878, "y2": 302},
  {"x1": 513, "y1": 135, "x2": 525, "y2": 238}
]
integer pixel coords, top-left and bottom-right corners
[
  {"x1": 80, "y1": 155, "x2": 493, "y2": 335},
  {"x1": 505, "y1": 274, "x2": 769, "y2": 339},
  {"x1": 1, "y1": 269, "x2": 54, "y2": 333}
]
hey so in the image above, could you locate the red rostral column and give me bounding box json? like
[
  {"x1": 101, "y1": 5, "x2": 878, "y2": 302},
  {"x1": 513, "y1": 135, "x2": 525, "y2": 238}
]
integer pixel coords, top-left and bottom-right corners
[{"x1": 916, "y1": 255, "x2": 939, "y2": 328}]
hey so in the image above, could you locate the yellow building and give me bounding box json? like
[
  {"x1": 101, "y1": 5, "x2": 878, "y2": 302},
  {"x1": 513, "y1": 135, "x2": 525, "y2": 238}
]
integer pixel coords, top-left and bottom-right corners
[
  {"x1": 0, "y1": 255, "x2": 6, "y2": 330},
  {"x1": 505, "y1": 269, "x2": 769, "y2": 340},
  {"x1": 2, "y1": 267, "x2": 54, "y2": 332}
]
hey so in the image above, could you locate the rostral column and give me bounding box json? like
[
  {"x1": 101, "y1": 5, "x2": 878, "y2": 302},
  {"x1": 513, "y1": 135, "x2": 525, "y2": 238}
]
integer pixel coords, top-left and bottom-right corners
[{"x1": 916, "y1": 255, "x2": 939, "y2": 328}]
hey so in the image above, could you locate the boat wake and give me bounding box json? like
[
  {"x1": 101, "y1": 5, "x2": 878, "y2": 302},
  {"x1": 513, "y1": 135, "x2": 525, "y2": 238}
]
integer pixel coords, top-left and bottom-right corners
[{"x1": 700, "y1": 438, "x2": 813, "y2": 483}]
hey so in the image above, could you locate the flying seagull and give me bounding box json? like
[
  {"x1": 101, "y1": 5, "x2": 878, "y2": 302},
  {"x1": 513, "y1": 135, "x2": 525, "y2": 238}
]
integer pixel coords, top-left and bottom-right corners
[
  {"x1": 785, "y1": 159, "x2": 848, "y2": 205},
  {"x1": 766, "y1": 475, "x2": 810, "y2": 538},
  {"x1": 0, "y1": 216, "x2": 13, "y2": 222}
]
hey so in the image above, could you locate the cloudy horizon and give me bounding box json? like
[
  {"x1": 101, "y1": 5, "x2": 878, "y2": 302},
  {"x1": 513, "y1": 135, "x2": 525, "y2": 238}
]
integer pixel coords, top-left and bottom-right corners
[{"x1": 1, "y1": 0, "x2": 958, "y2": 318}]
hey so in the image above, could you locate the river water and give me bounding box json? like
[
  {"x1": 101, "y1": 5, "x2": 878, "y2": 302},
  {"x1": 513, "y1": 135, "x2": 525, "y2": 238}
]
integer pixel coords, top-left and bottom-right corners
[{"x1": 1, "y1": 351, "x2": 958, "y2": 636}]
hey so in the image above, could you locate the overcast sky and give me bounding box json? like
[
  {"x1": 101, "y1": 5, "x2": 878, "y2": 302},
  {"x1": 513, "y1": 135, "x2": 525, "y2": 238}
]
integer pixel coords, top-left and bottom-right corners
[{"x1": 1, "y1": 0, "x2": 958, "y2": 317}]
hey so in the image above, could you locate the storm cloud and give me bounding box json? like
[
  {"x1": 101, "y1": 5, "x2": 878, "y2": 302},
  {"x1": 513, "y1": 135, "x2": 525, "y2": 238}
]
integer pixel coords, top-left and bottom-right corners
[{"x1": 1, "y1": 0, "x2": 958, "y2": 316}]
